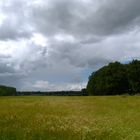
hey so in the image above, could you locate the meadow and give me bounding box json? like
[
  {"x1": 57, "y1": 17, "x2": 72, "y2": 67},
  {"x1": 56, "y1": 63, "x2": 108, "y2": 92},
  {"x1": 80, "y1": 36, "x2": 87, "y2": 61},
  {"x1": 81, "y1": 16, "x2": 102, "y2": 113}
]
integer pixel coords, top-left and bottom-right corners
[{"x1": 0, "y1": 96, "x2": 140, "y2": 140}]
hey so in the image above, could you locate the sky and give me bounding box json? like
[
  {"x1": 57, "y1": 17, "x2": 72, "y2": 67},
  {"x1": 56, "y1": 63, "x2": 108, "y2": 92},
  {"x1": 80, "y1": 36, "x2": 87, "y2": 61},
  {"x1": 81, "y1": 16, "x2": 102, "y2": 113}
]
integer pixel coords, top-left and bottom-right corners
[{"x1": 0, "y1": 0, "x2": 140, "y2": 91}]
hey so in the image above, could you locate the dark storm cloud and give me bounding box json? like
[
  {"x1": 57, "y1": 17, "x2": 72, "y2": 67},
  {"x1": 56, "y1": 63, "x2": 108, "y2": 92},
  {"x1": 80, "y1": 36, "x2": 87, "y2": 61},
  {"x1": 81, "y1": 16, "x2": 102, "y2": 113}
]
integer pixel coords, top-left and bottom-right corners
[
  {"x1": 89, "y1": 0, "x2": 140, "y2": 35},
  {"x1": 48, "y1": 40, "x2": 110, "y2": 68},
  {"x1": 0, "y1": 58, "x2": 25, "y2": 88},
  {"x1": 1, "y1": 0, "x2": 140, "y2": 40},
  {"x1": 0, "y1": 0, "x2": 140, "y2": 90},
  {"x1": 1, "y1": 0, "x2": 140, "y2": 41},
  {"x1": 31, "y1": 0, "x2": 140, "y2": 38},
  {"x1": 0, "y1": 22, "x2": 32, "y2": 40},
  {"x1": 0, "y1": 63, "x2": 14, "y2": 73}
]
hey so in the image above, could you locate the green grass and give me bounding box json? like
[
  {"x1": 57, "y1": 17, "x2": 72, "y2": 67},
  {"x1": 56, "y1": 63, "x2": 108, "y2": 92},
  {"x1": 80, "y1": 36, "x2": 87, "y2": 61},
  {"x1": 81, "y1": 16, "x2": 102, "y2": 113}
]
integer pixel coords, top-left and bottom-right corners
[{"x1": 0, "y1": 96, "x2": 140, "y2": 140}]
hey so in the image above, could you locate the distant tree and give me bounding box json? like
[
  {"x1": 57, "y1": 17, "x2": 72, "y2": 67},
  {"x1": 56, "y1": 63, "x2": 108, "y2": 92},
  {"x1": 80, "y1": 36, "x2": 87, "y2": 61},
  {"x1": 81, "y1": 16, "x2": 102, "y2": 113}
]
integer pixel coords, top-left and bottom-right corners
[
  {"x1": 0, "y1": 85, "x2": 16, "y2": 96},
  {"x1": 81, "y1": 88, "x2": 88, "y2": 96},
  {"x1": 87, "y1": 62, "x2": 129, "y2": 95}
]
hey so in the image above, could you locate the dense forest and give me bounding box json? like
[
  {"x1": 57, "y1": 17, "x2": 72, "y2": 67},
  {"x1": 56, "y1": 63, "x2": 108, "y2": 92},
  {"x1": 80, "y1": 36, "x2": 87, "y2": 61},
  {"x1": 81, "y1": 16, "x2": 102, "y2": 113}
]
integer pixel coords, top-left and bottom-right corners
[{"x1": 87, "y1": 60, "x2": 140, "y2": 95}]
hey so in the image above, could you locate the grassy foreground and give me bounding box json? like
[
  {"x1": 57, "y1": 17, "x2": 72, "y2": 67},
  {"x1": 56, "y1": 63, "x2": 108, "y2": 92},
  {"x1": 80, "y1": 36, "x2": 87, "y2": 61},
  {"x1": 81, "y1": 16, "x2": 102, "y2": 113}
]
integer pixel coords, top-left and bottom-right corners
[{"x1": 0, "y1": 96, "x2": 140, "y2": 140}]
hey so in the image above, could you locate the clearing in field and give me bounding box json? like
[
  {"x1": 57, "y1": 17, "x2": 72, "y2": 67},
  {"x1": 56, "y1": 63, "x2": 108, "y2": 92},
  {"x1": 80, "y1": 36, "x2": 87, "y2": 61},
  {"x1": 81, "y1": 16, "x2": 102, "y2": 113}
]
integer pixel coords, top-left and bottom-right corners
[{"x1": 0, "y1": 96, "x2": 140, "y2": 140}]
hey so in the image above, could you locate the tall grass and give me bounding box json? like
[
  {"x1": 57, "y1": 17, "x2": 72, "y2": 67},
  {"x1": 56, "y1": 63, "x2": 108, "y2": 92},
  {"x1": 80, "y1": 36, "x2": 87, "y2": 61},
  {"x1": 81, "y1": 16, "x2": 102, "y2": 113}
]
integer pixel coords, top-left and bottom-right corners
[{"x1": 0, "y1": 96, "x2": 140, "y2": 140}]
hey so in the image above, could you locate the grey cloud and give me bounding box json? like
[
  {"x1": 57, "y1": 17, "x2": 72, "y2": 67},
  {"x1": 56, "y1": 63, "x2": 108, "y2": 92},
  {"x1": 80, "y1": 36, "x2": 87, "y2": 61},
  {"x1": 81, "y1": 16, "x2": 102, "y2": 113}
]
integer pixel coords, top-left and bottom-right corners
[
  {"x1": 47, "y1": 28, "x2": 140, "y2": 70},
  {"x1": 0, "y1": 0, "x2": 33, "y2": 40},
  {"x1": 32, "y1": 80, "x2": 86, "y2": 91},
  {"x1": 1, "y1": 0, "x2": 140, "y2": 40},
  {"x1": 0, "y1": 59, "x2": 25, "y2": 89},
  {"x1": 0, "y1": 21, "x2": 32, "y2": 40},
  {"x1": 31, "y1": 0, "x2": 77, "y2": 35},
  {"x1": 0, "y1": 0, "x2": 140, "y2": 90},
  {"x1": 0, "y1": 73, "x2": 25, "y2": 89},
  {"x1": 48, "y1": 41, "x2": 110, "y2": 68},
  {"x1": 0, "y1": 63, "x2": 15, "y2": 74},
  {"x1": 89, "y1": 0, "x2": 140, "y2": 35},
  {"x1": 31, "y1": 0, "x2": 140, "y2": 39}
]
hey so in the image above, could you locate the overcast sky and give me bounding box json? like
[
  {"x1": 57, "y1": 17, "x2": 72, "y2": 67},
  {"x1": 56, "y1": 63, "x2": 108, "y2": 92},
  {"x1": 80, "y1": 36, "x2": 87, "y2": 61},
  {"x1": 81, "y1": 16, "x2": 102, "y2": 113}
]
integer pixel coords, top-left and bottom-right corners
[{"x1": 0, "y1": 0, "x2": 140, "y2": 91}]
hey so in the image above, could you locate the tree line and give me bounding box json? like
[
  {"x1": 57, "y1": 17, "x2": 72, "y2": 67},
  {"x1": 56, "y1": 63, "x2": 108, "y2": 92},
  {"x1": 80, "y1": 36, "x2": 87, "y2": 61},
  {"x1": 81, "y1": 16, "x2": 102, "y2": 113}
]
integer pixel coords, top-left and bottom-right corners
[
  {"x1": 87, "y1": 60, "x2": 140, "y2": 95},
  {"x1": 0, "y1": 85, "x2": 17, "y2": 96},
  {"x1": 1, "y1": 59, "x2": 140, "y2": 96},
  {"x1": 0, "y1": 86, "x2": 88, "y2": 96},
  {"x1": 17, "y1": 90, "x2": 88, "y2": 96}
]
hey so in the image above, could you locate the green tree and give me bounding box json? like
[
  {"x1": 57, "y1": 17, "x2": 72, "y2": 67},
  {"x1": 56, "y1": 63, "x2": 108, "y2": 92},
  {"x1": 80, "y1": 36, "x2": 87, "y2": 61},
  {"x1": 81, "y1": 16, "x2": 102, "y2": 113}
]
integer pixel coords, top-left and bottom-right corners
[
  {"x1": 87, "y1": 62, "x2": 129, "y2": 95},
  {"x1": 127, "y1": 60, "x2": 140, "y2": 93},
  {"x1": 0, "y1": 85, "x2": 16, "y2": 96}
]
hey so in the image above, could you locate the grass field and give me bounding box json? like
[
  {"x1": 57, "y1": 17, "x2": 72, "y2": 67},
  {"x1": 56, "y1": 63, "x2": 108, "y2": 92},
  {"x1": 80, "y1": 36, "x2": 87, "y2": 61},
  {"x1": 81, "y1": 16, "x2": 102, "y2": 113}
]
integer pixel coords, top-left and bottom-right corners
[{"x1": 0, "y1": 96, "x2": 140, "y2": 140}]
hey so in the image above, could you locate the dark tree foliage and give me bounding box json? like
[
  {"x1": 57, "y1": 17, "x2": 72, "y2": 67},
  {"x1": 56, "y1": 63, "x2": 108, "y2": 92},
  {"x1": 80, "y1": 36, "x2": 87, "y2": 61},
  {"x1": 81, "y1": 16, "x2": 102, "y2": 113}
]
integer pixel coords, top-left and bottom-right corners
[
  {"x1": 87, "y1": 60, "x2": 140, "y2": 95},
  {"x1": 127, "y1": 60, "x2": 140, "y2": 93},
  {"x1": 87, "y1": 62, "x2": 129, "y2": 95},
  {"x1": 0, "y1": 85, "x2": 17, "y2": 96},
  {"x1": 81, "y1": 88, "x2": 88, "y2": 96},
  {"x1": 17, "y1": 91, "x2": 88, "y2": 96}
]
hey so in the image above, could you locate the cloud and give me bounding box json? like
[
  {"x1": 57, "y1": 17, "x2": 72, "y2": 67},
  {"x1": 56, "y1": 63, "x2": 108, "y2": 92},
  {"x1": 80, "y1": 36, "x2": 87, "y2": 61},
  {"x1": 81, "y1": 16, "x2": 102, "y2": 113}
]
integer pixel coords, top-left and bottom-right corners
[
  {"x1": 32, "y1": 80, "x2": 86, "y2": 91},
  {"x1": 0, "y1": 0, "x2": 33, "y2": 40},
  {"x1": 0, "y1": 0, "x2": 140, "y2": 90},
  {"x1": 0, "y1": 57, "x2": 26, "y2": 88},
  {"x1": 31, "y1": 0, "x2": 140, "y2": 38}
]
